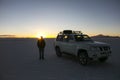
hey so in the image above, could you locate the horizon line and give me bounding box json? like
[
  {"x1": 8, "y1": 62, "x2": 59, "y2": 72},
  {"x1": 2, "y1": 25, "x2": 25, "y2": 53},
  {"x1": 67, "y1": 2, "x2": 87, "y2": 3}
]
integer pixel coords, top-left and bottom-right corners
[{"x1": 0, "y1": 34, "x2": 120, "y2": 39}]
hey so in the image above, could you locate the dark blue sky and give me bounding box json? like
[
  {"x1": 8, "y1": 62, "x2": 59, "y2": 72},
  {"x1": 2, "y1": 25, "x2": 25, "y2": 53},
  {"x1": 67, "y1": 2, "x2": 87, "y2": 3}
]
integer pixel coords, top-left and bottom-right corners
[{"x1": 0, "y1": 0, "x2": 120, "y2": 37}]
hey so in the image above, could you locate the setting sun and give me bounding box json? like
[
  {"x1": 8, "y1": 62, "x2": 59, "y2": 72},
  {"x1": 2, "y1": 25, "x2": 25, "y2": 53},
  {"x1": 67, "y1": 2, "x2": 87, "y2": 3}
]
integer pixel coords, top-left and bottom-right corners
[{"x1": 36, "y1": 33, "x2": 46, "y2": 38}]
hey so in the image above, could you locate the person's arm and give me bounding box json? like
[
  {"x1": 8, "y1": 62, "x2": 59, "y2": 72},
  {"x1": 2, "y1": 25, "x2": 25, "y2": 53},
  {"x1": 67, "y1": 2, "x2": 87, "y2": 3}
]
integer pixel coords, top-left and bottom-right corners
[{"x1": 43, "y1": 40, "x2": 46, "y2": 47}]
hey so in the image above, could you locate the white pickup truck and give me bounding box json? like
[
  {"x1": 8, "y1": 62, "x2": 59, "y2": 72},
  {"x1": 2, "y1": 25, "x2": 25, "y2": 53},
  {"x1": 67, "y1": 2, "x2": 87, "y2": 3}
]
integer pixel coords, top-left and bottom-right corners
[{"x1": 54, "y1": 30, "x2": 111, "y2": 65}]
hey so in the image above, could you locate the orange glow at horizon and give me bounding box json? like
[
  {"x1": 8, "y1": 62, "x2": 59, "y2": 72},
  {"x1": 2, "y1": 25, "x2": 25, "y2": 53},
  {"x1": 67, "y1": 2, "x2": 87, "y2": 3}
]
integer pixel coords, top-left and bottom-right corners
[
  {"x1": 1, "y1": 31, "x2": 119, "y2": 38},
  {"x1": 36, "y1": 33, "x2": 46, "y2": 38},
  {"x1": 9, "y1": 33, "x2": 56, "y2": 38},
  {"x1": 35, "y1": 32, "x2": 57, "y2": 38}
]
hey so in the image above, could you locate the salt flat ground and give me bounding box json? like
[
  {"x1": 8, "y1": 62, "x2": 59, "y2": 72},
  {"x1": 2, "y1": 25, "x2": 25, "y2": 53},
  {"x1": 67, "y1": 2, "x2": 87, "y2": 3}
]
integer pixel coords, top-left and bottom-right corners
[{"x1": 0, "y1": 38, "x2": 120, "y2": 80}]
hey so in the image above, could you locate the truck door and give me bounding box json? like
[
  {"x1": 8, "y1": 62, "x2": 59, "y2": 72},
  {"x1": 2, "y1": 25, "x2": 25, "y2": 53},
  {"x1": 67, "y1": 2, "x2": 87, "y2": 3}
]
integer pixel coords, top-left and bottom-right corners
[
  {"x1": 67, "y1": 35, "x2": 76, "y2": 54},
  {"x1": 61, "y1": 35, "x2": 69, "y2": 53}
]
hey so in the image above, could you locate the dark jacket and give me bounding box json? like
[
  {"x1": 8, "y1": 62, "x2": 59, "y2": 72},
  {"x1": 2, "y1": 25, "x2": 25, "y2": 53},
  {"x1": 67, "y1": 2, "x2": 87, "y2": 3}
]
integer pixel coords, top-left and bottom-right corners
[{"x1": 37, "y1": 39, "x2": 46, "y2": 48}]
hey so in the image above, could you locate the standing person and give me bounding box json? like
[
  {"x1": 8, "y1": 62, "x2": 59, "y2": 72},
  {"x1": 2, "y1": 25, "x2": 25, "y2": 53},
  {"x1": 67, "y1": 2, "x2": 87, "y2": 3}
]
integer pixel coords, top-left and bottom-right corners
[{"x1": 37, "y1": 36, "x2": 46, "y2": 60}]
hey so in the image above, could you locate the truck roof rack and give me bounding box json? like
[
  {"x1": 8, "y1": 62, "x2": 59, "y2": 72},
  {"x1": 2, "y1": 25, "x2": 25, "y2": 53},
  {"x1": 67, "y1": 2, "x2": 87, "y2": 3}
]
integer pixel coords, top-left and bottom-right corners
[{"x1": 58, "y1": 30, "x2": 83, "y2": 35}]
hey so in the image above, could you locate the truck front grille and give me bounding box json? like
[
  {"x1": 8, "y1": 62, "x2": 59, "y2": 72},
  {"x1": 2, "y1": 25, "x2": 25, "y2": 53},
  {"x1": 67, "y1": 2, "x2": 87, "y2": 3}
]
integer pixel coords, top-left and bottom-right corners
[{"x1": 99, "y1": 46, "x2": 110, "y2": 51}]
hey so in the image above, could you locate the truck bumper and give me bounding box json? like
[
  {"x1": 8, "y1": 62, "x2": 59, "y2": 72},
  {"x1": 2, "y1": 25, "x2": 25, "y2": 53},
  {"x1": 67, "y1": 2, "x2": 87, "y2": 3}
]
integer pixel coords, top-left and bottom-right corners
[{"x1": 88, "y1": 50, "x2": 111, "y2": 60}]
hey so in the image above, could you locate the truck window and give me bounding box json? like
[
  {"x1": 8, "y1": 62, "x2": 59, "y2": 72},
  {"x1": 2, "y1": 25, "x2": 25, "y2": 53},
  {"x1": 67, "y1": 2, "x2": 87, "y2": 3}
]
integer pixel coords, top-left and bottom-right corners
[
  {"x1": 63, "y1": 35, "x2": 69, "y2": 42},
  {"x1": 56, "y1": 35, "x2": 63, "y2": 41},
  {"x1": 68, "y1": 35, "x2": 74, "y2": 40}
]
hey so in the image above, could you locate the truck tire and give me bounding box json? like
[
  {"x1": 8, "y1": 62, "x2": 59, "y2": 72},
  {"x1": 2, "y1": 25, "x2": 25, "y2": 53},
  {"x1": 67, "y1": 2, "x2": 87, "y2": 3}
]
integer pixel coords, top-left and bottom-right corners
[
  {"x1": 56, "y1": 47, "x2": 62, "y2": 57},
  {"x1": 78, "y1": 51, "x2": 89, "y2": 65}
]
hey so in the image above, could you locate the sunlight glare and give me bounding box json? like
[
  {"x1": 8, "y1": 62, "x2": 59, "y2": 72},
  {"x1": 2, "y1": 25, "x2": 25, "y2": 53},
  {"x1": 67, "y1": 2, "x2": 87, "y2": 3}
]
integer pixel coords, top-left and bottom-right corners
[{"x1": 36, "y1": 33, "x2": 46, "y2": 38}]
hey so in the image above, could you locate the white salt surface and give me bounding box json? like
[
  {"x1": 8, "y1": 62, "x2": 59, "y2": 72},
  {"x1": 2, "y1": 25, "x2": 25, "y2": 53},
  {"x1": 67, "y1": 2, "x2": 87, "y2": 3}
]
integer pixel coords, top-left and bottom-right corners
[{"x1": 0, "y1": 38, "x2": 120, "y2": 80}]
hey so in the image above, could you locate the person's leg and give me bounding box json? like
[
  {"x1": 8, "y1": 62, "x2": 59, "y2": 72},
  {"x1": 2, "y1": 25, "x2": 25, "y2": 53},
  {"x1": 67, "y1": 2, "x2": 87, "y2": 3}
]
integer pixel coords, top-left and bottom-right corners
[
  {"x1": 42, "y1": 48, "x2": 44, "y2": 59},
  {"x1": 39, "y1": 48, "x2": 42, "y2": 60}
]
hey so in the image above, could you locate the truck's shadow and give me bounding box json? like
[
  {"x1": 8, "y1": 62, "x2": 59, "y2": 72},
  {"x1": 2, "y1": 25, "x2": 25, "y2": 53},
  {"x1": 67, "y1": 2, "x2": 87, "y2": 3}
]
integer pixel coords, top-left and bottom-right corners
[
  {"x1": 60, "y1": 53, "x2": 112, "y2": 67},
  {"x1": 61, "y1": 53, "x2": 78, "y2": 63}
]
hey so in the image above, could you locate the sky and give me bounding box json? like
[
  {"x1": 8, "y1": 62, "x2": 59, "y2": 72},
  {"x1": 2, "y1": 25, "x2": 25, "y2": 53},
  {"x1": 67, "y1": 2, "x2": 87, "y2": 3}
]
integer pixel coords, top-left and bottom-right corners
[{"x1": 0, "y1": 0, "x2": 120, "y2": 38}]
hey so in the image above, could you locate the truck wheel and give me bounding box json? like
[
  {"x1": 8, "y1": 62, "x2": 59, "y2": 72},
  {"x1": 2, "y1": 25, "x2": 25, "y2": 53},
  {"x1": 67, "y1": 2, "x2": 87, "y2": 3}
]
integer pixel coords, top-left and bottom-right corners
[
  {"x1": 56, "y1": 47, "x2": 62, "y2": 57},
  {"x1": 78, "y1": 51, "x2": 88, "y2": 65},
  {"x1": 99, "y1": 57, "x2": 108, "y2": 62}
]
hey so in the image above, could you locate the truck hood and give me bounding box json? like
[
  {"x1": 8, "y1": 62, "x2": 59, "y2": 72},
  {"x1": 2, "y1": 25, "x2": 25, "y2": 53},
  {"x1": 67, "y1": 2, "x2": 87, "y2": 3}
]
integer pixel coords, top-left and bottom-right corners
[{"x1": 86, "y1": 41, "x2": 110, "y2": 47}]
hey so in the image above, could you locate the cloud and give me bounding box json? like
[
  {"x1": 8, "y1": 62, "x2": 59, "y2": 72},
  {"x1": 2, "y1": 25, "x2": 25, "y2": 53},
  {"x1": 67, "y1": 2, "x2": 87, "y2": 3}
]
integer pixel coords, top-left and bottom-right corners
[{"x1": 0, "y1": 35, "x2": 16, "y2": 38}]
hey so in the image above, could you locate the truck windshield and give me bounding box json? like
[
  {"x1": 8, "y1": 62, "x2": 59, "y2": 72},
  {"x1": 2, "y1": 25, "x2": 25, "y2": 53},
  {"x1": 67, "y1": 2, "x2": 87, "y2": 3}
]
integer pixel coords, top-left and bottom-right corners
[{"x1": 74, "y1": 35, "x2": 92, "y2": 41}]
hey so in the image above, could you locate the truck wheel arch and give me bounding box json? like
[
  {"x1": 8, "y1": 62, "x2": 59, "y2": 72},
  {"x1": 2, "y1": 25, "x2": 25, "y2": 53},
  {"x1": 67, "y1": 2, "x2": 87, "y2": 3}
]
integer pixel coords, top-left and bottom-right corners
[
  {"x1": 55, "y1": 46, "x2": 60, "y2": 49},
  {"x1": 77, "y1": 49, "x2": 87, "y2": 56}
]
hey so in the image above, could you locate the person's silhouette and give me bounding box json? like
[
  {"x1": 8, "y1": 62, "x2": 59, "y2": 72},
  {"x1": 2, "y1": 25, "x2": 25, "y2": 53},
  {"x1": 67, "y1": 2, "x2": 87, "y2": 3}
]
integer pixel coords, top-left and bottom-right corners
[{"x1": 37, "y1": 36, "x2": 46, "y2": 60}]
